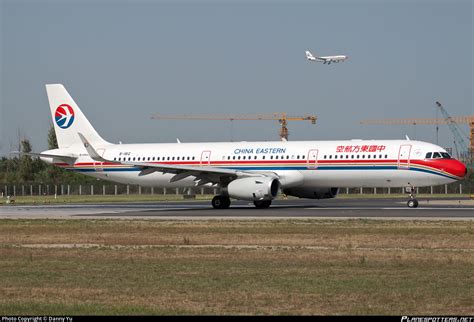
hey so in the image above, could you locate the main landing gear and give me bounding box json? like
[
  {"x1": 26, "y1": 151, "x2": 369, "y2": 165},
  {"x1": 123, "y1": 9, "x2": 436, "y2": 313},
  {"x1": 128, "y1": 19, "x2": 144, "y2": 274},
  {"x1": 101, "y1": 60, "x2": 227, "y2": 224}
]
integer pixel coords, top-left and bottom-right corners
[
  {"x1": 253, "y1": 200, "x2": 272, "y2": 209},
  {"x1": 211, "y1": 196, "x2": 273, "y2": 209},
  {"x1": 406, "y1": 186, "x2": 419, "y2": 208},
  {"x1": 211, "y1": 195, "x2": 231, "y2": 209}
]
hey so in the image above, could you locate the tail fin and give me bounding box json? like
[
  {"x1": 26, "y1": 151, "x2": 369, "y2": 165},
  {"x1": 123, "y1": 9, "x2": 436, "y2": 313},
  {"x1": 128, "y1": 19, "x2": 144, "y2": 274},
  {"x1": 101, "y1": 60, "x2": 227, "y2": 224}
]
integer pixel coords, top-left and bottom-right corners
[
  {"x1": 305, "y1": 50, "x2": 315, "y2": 60},
  {"x1": 46, "y1": 84, "x2": 110, "y2": 149}
]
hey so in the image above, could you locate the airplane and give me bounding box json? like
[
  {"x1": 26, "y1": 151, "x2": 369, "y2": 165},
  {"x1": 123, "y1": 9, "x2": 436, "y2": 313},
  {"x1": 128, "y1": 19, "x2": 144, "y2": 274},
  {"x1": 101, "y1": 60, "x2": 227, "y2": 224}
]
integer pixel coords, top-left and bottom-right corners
[
  {"x1": 305, "y1": 50, "x2": 348, "y2": 64},
  {"x1": 32, "y1": 84, "x2": 466, "y2": 209}
]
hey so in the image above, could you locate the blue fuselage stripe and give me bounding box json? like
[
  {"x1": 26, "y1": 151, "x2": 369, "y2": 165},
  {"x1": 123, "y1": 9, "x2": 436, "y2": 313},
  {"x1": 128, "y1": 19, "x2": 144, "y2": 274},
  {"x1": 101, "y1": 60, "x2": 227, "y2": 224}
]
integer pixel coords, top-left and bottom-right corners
[{"x1": 70, "y1": 164, "x2": 456, "y2": 180}]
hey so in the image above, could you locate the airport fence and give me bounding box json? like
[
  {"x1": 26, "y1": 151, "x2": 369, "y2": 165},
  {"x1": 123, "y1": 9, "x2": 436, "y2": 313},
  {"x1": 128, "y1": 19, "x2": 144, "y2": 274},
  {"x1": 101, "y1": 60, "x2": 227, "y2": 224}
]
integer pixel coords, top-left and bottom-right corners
[
  {"x1": 1, "y1": 181, "x2": 472, "y2": 198},
  {"x1": 0, "y1": 183, "x2": 220, "y2": 198}
]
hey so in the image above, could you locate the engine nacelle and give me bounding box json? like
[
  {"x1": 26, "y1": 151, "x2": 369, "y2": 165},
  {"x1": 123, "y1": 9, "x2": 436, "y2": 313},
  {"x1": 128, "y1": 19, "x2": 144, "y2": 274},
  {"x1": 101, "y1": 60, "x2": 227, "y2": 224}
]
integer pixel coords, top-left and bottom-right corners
[
  {"x1": 227, "y1": 177, "x2": 280, "y2": 201},
  {"x1": 283, "y1": 187, "x2": 339, "y2": 199}
]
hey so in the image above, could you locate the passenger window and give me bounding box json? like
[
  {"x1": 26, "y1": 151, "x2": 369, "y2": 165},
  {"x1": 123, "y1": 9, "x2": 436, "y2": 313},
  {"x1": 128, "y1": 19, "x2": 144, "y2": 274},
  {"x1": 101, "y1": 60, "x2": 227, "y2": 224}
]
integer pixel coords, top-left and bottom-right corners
[
  {"x1": 286, "y1": 155, "x2": 289, "y2": 159},
  {"x1": 297, "y1": 155, "x2": 300, "y2": 159},
  {"x1": 329, "y1": 155, "x2": 332, "y2": 159},
  {"x1": 385, "y1": 155, "x2": 388, "y2": 158},
  {"x1": 334, "y1": 155, "x2": 338, "y2": 159},
  {"x1": 362, "y1": 155, "x2": 365, "y2": 159},
  {"x1": 367, "y1": 155, "x2": 370, "y2": 159},
  {"x1": 262, "y1": 156, "x2": 266, "y2": 160},
  {"x1": 351, "y1": 155, "x2": 354, "y2": 159},
  {"x1": 324, "y1": 155, "x2": 327, "y2": 159},
  {"x1": 346, "y1": 155, "x2": 349, "y2": 159},
  {"x1": 270, "y1": 156, "x2": 273, "y2": 159},
  {"x1": 357, "y1": 155, "x2": 360, "y2": 159},
  {"x1": 238, "y1": 156, "x2": 241, "y2": 160}
]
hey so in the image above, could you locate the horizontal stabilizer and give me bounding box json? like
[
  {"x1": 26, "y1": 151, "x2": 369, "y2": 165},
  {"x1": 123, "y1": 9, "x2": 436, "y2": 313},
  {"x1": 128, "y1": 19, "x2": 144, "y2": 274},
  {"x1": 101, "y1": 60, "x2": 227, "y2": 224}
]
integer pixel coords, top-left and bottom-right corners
[{"x1": 11, "y1": 151, "x2": 78, "y2": 163}]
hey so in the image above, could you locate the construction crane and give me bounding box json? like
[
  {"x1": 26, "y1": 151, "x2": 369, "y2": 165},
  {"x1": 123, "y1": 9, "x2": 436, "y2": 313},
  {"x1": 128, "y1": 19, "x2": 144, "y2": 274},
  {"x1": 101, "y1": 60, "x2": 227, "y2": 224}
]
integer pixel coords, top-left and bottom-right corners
[
  {"x1": 434, "y1": 101, "x2": 470, "y2": 161},
  {"x1": 360, "y1": 108, "x2": 474, "y2": 162},
  {"x1": 150, "y1": 112, "x2": 317, "y2": 141}
]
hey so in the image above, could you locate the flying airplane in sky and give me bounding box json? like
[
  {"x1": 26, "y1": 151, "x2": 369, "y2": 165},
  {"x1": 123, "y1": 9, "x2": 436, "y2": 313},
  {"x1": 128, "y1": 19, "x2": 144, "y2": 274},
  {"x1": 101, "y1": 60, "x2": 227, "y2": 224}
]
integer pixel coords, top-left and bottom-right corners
[
  {"x1": 31, "y1": 84, "x2": 466, "y2": 209},
  {"x1": 305, "y1": 50, "x2": 348, "y2": 64}
]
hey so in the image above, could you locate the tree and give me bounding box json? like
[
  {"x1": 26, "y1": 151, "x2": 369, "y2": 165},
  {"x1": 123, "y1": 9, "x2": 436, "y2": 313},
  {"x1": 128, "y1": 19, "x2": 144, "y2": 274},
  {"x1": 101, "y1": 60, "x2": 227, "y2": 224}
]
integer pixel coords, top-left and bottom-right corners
[
  {"x1": 19, "y1": 139, "x2": 34, "y2": 182},
  {"x1": 48, "y1": 124, "x2": 58, "y2": 149}
]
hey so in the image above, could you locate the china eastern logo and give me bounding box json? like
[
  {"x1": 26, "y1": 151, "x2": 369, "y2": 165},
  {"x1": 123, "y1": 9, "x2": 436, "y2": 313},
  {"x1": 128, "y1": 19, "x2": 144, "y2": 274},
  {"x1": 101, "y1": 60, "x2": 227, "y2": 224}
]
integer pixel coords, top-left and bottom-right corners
[{"x1": 55, "y1": 104, "x2": 75, "y2": 129}]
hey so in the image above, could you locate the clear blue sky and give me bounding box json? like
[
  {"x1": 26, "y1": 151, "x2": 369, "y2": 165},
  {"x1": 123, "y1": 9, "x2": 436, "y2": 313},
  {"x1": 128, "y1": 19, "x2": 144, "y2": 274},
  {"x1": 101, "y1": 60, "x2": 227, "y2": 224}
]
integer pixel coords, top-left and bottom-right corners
[{"x1": 1, "y1": 0, "x2": 472, "y2": 156}]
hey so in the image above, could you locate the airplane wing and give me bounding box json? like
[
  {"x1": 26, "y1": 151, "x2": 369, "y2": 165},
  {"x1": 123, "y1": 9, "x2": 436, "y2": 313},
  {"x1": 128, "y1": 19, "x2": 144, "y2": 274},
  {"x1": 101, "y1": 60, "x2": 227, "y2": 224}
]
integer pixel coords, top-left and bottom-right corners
[{"x1": 78, "y1": 133, "x2": 275, "y2": 186}]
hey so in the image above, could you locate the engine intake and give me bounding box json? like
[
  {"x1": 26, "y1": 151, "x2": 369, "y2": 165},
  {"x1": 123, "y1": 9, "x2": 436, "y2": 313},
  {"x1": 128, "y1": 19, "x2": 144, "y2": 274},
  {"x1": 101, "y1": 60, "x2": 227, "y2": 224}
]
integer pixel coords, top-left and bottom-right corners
[
  {"x1": 283, "y1": 187, "x2": 339, "y2": 199},
  {"x1": 227, "y1": 177, "x2": 280, "y2": 201}
]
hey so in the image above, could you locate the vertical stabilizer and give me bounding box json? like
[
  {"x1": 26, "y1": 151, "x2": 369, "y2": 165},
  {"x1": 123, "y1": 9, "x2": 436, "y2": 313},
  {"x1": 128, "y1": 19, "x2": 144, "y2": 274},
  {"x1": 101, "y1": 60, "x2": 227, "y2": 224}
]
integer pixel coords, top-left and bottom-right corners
[{"x1": 46, "y1": 84, "x2": 109, "y2": 149}]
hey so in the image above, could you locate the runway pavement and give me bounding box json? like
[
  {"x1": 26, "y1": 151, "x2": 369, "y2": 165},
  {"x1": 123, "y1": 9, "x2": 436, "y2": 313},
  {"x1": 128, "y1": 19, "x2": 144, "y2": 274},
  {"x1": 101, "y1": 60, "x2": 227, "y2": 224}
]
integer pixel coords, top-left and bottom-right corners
[{"x1": 1, "y1": 198, "x2": 473, "y2": 220}]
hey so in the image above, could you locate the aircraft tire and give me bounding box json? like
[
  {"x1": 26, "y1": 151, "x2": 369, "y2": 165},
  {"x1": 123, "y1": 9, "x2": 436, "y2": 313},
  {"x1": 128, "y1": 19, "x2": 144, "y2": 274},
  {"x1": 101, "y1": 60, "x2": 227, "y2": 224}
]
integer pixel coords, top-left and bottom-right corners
[
  {"x1": 407, "y1": 199, "x2": 419, "y2": 208},
  {"x1": 253, "y1": 200, "x2": 272, "y2": 209},
  {"x1": 212, "y1": 196, "x2": 231, "y2": 209}
]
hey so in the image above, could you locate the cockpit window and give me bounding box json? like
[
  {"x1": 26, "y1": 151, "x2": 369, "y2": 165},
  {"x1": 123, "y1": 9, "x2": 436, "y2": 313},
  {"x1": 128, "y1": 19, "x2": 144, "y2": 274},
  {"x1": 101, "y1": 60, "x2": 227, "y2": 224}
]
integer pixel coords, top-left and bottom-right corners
[{"x1": 426, "y1": 151, "x2": 452, "y2": 159}]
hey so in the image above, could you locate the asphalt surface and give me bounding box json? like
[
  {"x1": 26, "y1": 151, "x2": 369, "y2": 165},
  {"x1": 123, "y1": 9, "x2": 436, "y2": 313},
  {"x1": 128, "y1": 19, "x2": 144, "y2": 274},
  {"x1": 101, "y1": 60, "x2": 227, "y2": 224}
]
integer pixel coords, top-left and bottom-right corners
[{"x1": 1, "y1": 198, "x2": 473, "y2": 220}]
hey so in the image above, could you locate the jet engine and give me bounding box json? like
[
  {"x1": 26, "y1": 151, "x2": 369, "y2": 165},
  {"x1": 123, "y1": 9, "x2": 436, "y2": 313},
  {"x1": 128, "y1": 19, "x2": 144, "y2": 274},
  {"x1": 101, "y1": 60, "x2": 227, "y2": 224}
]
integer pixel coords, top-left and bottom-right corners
[
  {"x1": 227, "y1": 177, "x2": 280, "y2": 201},
  {"x1": 283, "y1": 187, "x2": 339, "y2": 199}
]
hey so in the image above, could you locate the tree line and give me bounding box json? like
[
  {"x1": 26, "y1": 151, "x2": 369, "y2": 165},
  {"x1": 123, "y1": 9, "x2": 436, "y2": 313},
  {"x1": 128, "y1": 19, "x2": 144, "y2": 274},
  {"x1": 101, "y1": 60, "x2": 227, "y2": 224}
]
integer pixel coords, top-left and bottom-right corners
[{"x1": 0, "y1": 125, "x2": 103, "y2": 185}]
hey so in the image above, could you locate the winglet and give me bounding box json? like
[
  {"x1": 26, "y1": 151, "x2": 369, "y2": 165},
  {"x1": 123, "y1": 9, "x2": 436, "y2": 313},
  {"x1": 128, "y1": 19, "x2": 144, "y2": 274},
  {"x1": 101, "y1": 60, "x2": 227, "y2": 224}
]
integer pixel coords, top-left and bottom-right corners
[{"x1": 78, "y1": 132, "x2": 108, "y2": 162}]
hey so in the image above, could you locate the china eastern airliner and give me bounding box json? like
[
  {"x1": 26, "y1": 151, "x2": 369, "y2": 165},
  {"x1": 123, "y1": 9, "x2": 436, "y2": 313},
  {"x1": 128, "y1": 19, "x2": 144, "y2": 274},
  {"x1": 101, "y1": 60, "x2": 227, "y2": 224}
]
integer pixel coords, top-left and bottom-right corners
[{"x1": 32, "y1": 84, "x2": 467, "y2": 209}]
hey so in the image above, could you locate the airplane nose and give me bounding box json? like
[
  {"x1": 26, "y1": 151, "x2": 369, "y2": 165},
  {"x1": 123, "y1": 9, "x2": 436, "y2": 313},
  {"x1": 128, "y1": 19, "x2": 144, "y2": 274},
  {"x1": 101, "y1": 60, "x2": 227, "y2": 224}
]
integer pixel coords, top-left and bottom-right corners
[{"x1": 447, "y1": 160, "x2": 468, "y2": 178}]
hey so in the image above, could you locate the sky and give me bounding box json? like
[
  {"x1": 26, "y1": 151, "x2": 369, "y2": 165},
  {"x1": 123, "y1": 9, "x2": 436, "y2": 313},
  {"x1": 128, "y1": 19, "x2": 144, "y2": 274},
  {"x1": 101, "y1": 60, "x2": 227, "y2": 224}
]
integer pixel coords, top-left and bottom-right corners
[{"x1": 0, "y1": 0, "x2": 472, "y2": 156}]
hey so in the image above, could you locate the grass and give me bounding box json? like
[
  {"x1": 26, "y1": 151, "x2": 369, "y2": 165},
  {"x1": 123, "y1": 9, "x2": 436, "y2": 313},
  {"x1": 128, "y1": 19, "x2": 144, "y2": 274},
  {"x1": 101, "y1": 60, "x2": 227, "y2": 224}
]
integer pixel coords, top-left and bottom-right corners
[
  {"x1": 0, "y1": 194, "x2": 215, "y2": 205},
  {"x1": 1, "y1": 193, "x2": 471, "y2": 205},
  {"x1": 0, "y1": 219, "x2": 472, "y2": 315}
]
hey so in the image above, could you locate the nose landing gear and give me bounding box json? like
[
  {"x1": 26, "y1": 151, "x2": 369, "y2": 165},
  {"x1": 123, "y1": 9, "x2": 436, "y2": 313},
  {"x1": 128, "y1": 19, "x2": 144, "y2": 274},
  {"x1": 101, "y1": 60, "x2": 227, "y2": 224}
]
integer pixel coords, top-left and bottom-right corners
[{"x1": 406, "y1": 186, "x2": 419, "y2": 208}]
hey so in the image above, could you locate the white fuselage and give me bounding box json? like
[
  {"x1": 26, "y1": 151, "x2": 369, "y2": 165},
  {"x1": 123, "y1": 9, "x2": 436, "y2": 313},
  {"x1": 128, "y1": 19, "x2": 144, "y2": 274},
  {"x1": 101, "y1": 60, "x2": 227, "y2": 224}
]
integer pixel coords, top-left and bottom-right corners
[{"x1": 43, "y1": 139, "x2": 463, "y2": 190}]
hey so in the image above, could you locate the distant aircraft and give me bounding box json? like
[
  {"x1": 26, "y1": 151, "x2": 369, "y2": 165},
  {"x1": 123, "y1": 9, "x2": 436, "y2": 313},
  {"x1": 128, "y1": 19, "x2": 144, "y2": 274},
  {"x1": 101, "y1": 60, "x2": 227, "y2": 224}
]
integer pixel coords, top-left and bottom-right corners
[
  {"x1": 305, "y1": 50, "x2": 348, "y2": 64},
  {"x1": 26, "y1": 84, "x2": 467, "y2": 209}
]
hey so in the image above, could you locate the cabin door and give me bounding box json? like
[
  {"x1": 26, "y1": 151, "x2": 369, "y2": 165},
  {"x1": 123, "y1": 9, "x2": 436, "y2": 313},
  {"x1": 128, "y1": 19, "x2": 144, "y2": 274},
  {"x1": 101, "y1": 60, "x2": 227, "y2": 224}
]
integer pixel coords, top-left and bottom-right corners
[
  {"x1": 398, "y1": 145, "x2": 412, "y2": 169},
  {"x1": 94, "y1": 148, "x2": 106, "y2": 171},
  {"x1": 307, "y1": 149, "x2": 319, "y2": 169},
  {"x1": 200, "y1": 150, "x2": 211, "y2": 166}
]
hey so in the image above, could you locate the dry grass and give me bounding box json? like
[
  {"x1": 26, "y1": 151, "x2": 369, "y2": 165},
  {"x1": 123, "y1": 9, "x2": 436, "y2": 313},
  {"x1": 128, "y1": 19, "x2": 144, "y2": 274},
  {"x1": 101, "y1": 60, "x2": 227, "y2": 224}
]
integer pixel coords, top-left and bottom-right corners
[{"x1": 0, "y1": 219, "x2": 472, "y2": 315}]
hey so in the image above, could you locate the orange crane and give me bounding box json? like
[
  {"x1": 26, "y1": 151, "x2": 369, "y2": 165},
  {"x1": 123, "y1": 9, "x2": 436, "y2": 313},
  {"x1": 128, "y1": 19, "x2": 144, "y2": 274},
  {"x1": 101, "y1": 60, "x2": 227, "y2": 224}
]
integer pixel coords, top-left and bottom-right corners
[
  {"x1": 360, "y1": 115, "x2": 474, "y2": 162},
  {"x1": 150, "y1": 112, "x2": 317, "y2": 141}
]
